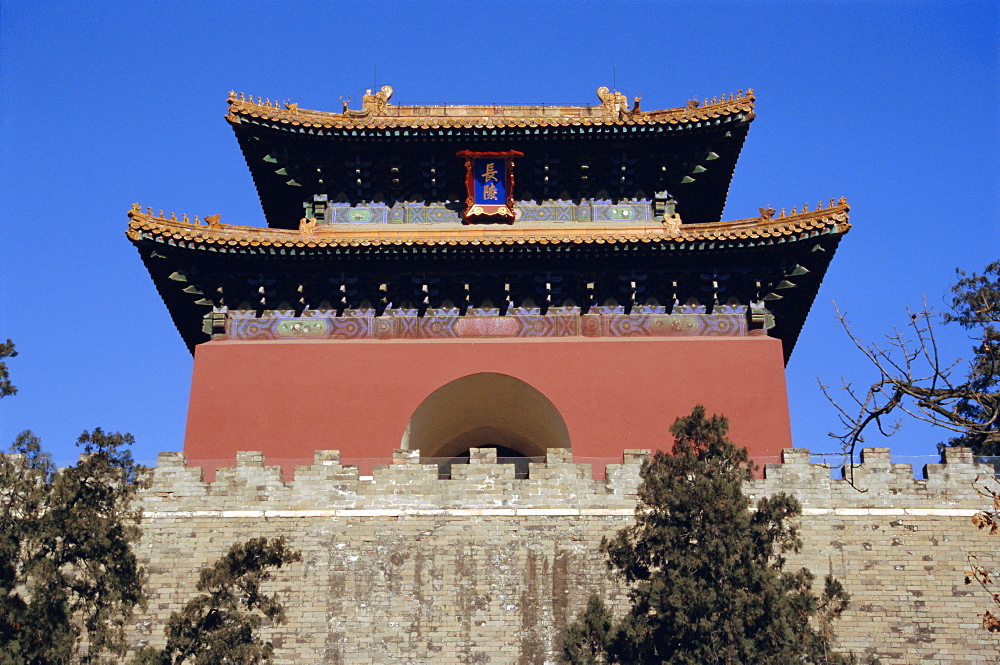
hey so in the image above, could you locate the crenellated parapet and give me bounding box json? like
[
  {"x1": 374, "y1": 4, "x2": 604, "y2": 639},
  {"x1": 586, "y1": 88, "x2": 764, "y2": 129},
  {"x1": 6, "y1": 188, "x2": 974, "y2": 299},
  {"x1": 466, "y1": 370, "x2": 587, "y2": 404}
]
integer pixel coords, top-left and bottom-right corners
[
  {"x1": 747, "y1": 446, "x2": 992, "y2": 512},
  {"x1": 140, "y1": 445, "x2": 994, "y2": 516},
  {"x1": 140, "y1": 447, "x2": 646, "y2": 515}
]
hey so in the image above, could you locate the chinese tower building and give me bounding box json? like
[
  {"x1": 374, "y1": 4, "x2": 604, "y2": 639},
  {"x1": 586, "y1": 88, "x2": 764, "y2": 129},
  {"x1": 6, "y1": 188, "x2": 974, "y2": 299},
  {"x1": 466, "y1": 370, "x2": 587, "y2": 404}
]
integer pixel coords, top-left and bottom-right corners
[{"x1": 128, "y1": 85, "x2": 850, "y2": 476}]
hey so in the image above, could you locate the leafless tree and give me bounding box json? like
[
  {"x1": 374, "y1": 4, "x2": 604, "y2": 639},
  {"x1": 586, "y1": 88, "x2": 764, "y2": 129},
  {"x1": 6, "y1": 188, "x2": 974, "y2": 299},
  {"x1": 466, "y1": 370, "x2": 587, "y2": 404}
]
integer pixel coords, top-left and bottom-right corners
[{"x1": 820, "y1": 262, "x2": 999, "y2": 484}]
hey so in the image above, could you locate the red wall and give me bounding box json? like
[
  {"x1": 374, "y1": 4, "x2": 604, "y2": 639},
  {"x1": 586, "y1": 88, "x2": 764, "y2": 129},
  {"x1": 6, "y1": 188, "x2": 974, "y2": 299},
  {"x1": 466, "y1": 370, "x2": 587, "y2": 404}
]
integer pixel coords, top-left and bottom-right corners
[{"x1": 183, "y1": 336, "x2": 792, "y2": 478}]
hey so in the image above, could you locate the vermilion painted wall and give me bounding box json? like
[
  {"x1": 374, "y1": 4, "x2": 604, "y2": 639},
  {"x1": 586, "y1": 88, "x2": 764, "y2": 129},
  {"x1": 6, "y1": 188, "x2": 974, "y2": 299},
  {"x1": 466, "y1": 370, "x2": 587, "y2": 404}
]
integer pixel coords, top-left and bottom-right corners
[{"x1": 183, "y1": 336, "x2": 792, "y2": 478}]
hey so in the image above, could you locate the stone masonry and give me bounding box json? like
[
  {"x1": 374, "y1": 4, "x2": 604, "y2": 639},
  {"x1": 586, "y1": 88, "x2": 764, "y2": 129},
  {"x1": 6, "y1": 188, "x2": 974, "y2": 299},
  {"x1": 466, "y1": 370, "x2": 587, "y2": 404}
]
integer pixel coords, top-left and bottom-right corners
[{"x1": 132, "y1": 446, "x2": 999, "y2": 664}]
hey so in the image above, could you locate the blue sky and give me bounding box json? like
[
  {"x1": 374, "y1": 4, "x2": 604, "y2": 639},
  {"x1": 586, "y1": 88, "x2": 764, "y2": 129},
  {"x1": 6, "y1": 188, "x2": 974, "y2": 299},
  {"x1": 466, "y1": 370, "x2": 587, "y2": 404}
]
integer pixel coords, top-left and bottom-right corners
[{"x1": 1, "y1": 1, "x2": 997, "y2": 467}]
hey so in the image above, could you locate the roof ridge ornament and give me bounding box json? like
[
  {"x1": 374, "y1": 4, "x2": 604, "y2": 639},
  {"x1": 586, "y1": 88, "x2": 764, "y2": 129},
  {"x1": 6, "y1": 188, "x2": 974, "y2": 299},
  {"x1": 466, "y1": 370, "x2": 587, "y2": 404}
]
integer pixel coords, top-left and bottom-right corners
[
  {"x1": 299, "y1": 217, "x2": 318, "y2": 235},
  {"x1": 596, "y1": 86, "x2": 632, "y2": 121},
  {"x1": 226, "y1": 86, "x2": 755, "y2": 129},
  {"x1": 350, "y1": 85, "x2": 394, "y2": 118}
]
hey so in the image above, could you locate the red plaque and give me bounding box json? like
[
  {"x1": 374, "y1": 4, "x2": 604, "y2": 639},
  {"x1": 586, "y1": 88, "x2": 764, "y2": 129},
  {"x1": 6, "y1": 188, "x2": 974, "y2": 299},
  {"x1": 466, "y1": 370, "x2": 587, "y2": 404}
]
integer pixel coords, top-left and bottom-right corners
[{"x1": 456, "y1": 150, "x2": 523, "y2": 222}]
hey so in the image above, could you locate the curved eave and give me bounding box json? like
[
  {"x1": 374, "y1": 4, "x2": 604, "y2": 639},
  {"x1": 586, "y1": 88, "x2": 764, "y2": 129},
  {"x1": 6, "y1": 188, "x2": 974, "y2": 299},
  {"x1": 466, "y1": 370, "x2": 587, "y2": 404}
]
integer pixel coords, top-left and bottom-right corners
[
  {"x1": 127, "y1": 203, "x2": 848, "y2": 253},
  {"x1": 775, "y1": 232, "x2": 843, "y2": 363},
  {"x1": 127, "y1": 202, "x2": 849, "y2": 359},
  {"x1": 133, "y1": 246, "x2": 209, "y2": 351},
  {"x1": 230, "y1": 111, "x2": 753, "y2": 139}
]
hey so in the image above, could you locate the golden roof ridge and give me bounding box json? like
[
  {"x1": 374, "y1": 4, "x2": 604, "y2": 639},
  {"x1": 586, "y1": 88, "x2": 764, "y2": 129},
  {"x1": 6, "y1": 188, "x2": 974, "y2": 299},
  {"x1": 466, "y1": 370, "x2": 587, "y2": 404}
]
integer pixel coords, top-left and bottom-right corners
[
  {"x1": 224, "y1": 86, "x2": 756, "y2": 129},
  {"x1": 127, "y1": 199, "x2": 848, "y2": 249}
]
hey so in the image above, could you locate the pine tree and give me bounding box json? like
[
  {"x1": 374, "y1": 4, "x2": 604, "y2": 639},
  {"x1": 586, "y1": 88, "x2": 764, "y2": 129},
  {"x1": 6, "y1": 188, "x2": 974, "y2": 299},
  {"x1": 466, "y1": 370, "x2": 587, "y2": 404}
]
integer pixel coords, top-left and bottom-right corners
[
  {"x1": 940, "y1": 261, "x2": 1000, "y2": 456},
  {"x1": 560, "y1": 597, "x2": 614, "y2": 665},
  {"x1": 0, "y1": 339, "x2": 16, "y2": 399},
  {"x1": 132, "y1": 537, "x2": 301, "y2": 665},
  {"x1": 0, "y1": 429, "x2": 148, "y2": 664},
  {"x1": 561, "y1": 406, "x2": 863, "y2": 665},
  {"x1": 1, "y1": 343, "x2": 302, "y2": 664}
]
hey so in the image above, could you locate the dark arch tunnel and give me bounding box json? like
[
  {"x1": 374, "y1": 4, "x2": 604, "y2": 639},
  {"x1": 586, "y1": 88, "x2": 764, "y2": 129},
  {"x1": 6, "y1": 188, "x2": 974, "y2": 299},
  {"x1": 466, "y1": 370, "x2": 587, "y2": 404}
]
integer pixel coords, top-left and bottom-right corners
[{"x1": 401, "y1": 372, "x2": 572, "y2": 478}]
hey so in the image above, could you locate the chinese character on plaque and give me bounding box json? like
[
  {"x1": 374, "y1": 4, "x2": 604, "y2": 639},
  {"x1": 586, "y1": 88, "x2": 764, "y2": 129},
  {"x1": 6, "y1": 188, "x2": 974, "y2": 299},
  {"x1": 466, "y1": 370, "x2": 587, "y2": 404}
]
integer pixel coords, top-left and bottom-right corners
[{"x1": 456, "y1": 150, "x2": 523, "y2": 222}]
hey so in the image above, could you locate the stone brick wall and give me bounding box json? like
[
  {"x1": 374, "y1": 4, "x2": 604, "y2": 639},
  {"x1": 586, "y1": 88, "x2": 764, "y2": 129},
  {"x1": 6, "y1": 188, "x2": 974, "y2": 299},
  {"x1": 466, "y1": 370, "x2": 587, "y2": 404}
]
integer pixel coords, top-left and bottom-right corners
[{"x1": 132, "y1": 446, "x2": 999, "y2": 664}]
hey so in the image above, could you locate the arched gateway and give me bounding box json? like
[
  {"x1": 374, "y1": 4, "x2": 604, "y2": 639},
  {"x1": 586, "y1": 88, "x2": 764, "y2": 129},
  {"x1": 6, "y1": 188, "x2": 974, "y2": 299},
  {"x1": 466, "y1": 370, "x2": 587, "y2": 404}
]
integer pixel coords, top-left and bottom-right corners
[{"x1": 401, "y1": 372, "x2": 571, "y2": 460}]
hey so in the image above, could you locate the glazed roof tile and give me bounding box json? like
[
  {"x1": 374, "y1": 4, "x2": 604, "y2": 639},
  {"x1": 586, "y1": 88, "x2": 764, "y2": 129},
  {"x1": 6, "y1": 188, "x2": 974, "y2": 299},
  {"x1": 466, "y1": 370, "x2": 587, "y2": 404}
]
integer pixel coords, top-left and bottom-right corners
[
  {"x1": 127, "y1": 200, "x2": 849, "y2": 252},
  {"x1": 225, "y1": 85, "x2": 755, "y2": 131}
]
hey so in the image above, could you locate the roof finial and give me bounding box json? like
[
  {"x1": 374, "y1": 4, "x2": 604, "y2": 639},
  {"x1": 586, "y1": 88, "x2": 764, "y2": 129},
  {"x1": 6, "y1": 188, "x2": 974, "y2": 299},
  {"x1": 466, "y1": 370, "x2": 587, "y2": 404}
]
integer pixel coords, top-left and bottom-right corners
[
  {"x1": 596, "y1": 86, "x2": 629, "y2": 120},
  {"x1": 299, "y1": 217, "x2": 318, "y2": 234},
  {"x1": 361, "y1": 85, "x2": 393, "y2": 115}
]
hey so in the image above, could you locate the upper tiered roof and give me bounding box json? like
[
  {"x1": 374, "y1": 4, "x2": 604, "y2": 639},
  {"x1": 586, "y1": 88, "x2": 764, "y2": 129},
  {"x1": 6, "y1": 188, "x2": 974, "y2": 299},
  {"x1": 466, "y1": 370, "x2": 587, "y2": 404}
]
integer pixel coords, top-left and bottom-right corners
[{"x1": 226, "y1": 86, "x2": 755, "y2": 228}]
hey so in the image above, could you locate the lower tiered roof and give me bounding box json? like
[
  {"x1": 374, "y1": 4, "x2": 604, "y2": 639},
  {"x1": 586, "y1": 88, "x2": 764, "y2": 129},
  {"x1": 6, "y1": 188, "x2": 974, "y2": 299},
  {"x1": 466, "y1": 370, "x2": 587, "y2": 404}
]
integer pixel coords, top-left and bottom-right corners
[{"x1": 127, "y1": 200, "x2": 850, "y2": 361}]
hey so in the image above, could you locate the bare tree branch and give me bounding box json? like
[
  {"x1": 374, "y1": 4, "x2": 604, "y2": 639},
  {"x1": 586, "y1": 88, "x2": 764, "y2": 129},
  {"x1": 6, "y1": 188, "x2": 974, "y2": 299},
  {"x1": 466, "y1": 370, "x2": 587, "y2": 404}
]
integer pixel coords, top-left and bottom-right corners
[{"x1": 821, "y1": 262, "x2": 1000, "y2": 486}]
